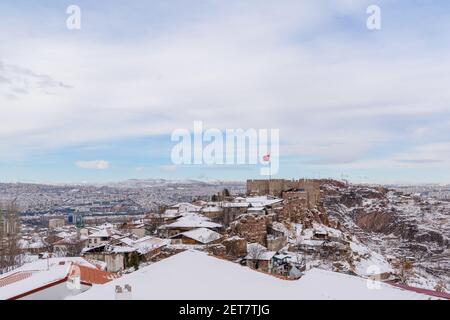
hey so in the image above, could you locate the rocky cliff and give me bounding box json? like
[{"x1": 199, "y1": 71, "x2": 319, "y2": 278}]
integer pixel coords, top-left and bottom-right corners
[{"x1": 321, "y1": 181, "x2": 450, "y2": 290}]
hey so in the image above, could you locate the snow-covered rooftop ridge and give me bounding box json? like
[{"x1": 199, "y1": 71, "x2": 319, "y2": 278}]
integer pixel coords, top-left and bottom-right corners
[
  {"x1": 159, "y1": 214, "x2": 222, "y2": 229},
  {"x1": 170, "y1": 202, "x2": 202, "y2": 212},
  {"x1": 131, "y1": 236, "x2": 170, "y2": 254},
  {"x1": 245, "y1": 196, "x2": 283, "y2": 207},
  {"x1": 201, "y1": 206, "x2": 223, "y2": 212},
  {"x1": 176, "y1": 228, "x2": 222, "y2": 244},
  {"x1": 220, "y1": 202, "x2": 250, "y2": 208},
  {"x1": 70, "y1": 250, "x2": 438, "y2": 300},
  {"x1": 86, "y1": 236, "x2": 170, "y2": 255},
  {"x1": 18, "y1": 238, "x2": 46, "y2": 249},
  {"x1": 162, "y1": 208, "x2": 180, "y2": 217},
  {"x1": 89, "y1": 229, "x2": 113, "y2": 238}
]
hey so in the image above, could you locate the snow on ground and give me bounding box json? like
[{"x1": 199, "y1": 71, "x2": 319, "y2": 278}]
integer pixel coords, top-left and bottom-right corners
[
  {"x1": 350, "y1": 241, "x2": 393, "y2": 276},
  {"x1": 69, "y1": 250, "x2": 437, "y2": 300}
]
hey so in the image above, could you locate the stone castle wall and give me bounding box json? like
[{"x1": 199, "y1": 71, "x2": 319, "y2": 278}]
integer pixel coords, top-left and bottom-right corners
[{"x1": 247, "y1": 179, "x2": 321, "y2": 207}]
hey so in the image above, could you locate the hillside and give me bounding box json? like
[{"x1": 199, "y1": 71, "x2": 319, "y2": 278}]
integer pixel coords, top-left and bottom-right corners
[{"x1": 321, "y1": 181, "x2": 449, "y2": 290}]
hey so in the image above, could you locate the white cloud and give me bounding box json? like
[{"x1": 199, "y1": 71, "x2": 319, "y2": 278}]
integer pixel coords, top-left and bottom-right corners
[
  {"x1": 75, "y1": 160, "x2": 110, "y2": 170},
  {"x1": 1, "y1": 0, "x2": 450, "y2": 170},
  {"x1": 334, "y1": 142, "x2": 450, "y2": 170}
]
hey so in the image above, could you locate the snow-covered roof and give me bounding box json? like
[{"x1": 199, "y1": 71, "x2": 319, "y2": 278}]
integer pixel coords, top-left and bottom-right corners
[
  {"x1": 220, "y1": 202, "x2": 250, "y2": 208},
  {"x1": 245, "y1": 243, "x2": 276, "y2": 261},
  {"x1": 159, "y1": 215, "x2": 222, "y2": 229},
  {"x1": 247, "y1": 242, "x2": 267, "y2": 251},
  {"x1": 108, "y1": 246, "x2": 136, "y2": 253},
  {"x1": 53, "y1": 236, "x2": 85, "y2": 245},
  {"x1": 162, "y1": 209, "x2": 180, "y2": 218},
  {"x1": 69, "y1": 250, "x2": 438, "y2": 300},
  {"x1": 118, "y1": 237, "x2": 135, "y2": 246},
  {"x1": 110, "y1": 234, "x2": 124, "y2": 240},
  {"x1": 170, "y1": 202, "x2": 192, "y2": 208},
  {"x1": 97, "y1": 223, "x2": 115, "y2": 230},
  {"x1": 0, "y1": 257, "x2": 99, "y2": 300},
  {"x1": 89, "y1": 229, "x2": 111, "y2": 238},
  {"x1": 18, "y1": 239, "x2": 46, "y2": 249},
  {"x1": 225, "y1": 235, "x2": 245, "y2": 241},
  {"x1": 131, "y1": 236, "x2": 170, "y2": 254},
  {"x1": 201, "y1": 206, "x2": 223, "y2": 213},
  {"x1": 245, "y1": 196, "x2": 283, "y2": 207},
  {"x1": 113, "y1": 236, "x2": 169, "y2": 254},
  {"x1": 171, "y1": 203, "x2": 202, "y2": 211},
  {"x1": 56, "y1": 231, "x2": 73, "y2": 238},
  {"x1": 175, "y1": 228, "x2": 222, "y2": 244}
]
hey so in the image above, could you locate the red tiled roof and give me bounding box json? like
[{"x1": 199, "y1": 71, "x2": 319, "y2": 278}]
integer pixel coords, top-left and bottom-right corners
[
  {"x1": 0, "y1": 272, "x2": 33, "y2": 288},
  {"x1": 1, "y1": 260, "x2": 118, "y2": 300},
  {"x1": 388, "y1": 282, "x2": 450, "y2": 300},
  {"x1": 70, "y1": 264, "x2": 119, "y2": 285}
]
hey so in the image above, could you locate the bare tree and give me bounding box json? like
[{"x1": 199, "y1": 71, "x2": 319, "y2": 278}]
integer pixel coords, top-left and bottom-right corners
[
  {"x1": 246, "y1": 244, "x2": 265, "y2": 270},
  {"x1": 293, "y1": 250, "x2": 305, "y2": 270},
  {"x1": 203, "y1": 232, "x2": 221, "y2": 253},
  {"x1": 0, "y1": 201, "x2": 21, "y2": 273},
  {"x1": 62, "y1": 236, "x2": 86, "y2": 257},
  {"x1": 393, "y1": 257, "x2": 414, "y2": 284},
  {"x1": 146, "y1": 205, "x2": 167, "y2": 233},
  {"x1": 434, "y1": 280, "x2": 447, "y2": 293},
  {"x1": 0, "y1": 204, "x2": 4, "y2": 271},
  {"x1": 222, "y1": 188, "x2": 231, "y2": 198}
]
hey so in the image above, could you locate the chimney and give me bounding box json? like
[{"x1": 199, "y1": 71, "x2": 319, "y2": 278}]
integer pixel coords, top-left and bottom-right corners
[{"x1": 115, "y1": 284, "x2": 132, "y2": 300}]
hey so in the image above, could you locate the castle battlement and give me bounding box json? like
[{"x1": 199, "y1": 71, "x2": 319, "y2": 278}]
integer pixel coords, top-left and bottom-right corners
[{"x1": 246, "y1": 179, "x2": 321, "y2": 207}]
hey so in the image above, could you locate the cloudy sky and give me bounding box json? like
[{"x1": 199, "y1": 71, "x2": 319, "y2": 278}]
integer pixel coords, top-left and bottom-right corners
[{"x1": 1, "y1": 0, "x2": 450, "y2": 184}]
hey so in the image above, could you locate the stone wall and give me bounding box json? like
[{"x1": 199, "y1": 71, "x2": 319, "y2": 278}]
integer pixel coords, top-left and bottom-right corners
[
  {"x1": 222, "y1": 207, "x2": 247, "y2": 226},
  {"x1": 228, "y1": 214, "x2": 271, "y2": 246},
  {"x1": 222, "y1": 236, "x2": 248, "y2": 257},
  {"x1": 206, "y1": 244, "x2": 227, "y2": 257},
  {"x1": 246, "y1": 179, "x2": 321, "y2": 207},
  {"x1": 280, "y1": 192, "x2": 308, "y2": 223},
  {"x1": 267, "y1": 235, "x2": 287, "y2": 251},
  {"x1": 280, "y1": 191, "x2": 329, "y2": 227}
]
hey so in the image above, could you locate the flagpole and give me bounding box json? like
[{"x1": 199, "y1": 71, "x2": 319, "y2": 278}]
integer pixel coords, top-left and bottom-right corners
[
  {"x1": 263, "y1": 153, "x2": 271, "y2": 182},
  {"x1": 269, "y1": 155, "x2": 271, "y2": 181}
]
